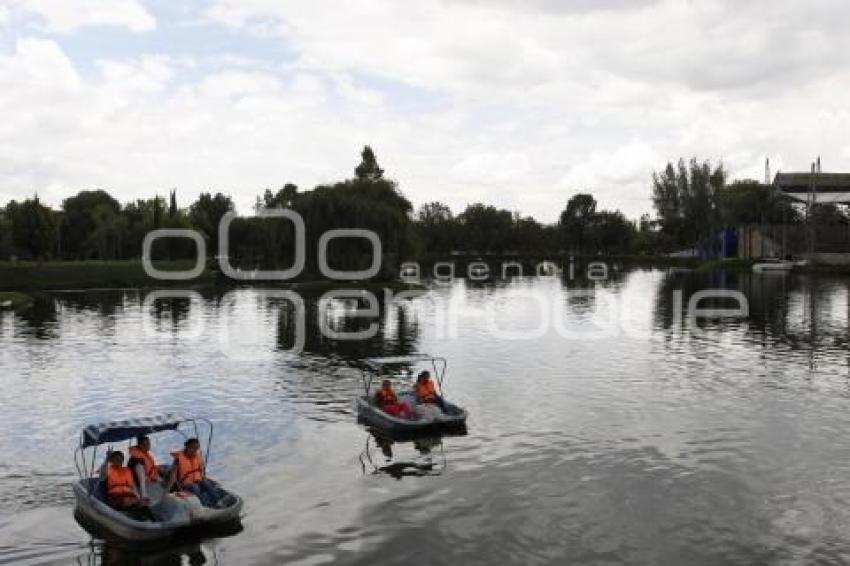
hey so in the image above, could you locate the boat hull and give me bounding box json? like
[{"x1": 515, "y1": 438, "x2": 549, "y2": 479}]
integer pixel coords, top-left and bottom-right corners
[
  {"x1": 357, "y1": 397, "x2": 468, "y2": 434},
  {"x1": 73, "y1": 480, "x2": 242, "y2": 542},
  {"x1": 752, "y1": 259, "x2": 803, "y2": 272}
]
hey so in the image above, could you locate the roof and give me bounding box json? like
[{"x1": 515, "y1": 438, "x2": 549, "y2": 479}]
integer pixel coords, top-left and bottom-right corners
[
  {"x1": 81, "y1": 414, "x2": 185, "y2": 448},
  {"x1": 774, "y1": 172, "x2": 850, "y2": 192}
]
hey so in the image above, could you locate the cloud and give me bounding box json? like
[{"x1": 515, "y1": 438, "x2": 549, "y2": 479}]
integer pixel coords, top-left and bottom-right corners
[
  {"x1": 2, "y1": 1, "x2": 850, "y2": 223},
  {"x1": 13, "y1": 0, "x2": 156, "y2": 33},
  {"x1": 0, "y1": 5, "x2": 9, "y2": 31}
]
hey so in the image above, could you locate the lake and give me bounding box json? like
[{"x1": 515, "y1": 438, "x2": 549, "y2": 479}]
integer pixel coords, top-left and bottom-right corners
[{"x1": 3, "y1": 267, "x2": 850, "y2": 565}]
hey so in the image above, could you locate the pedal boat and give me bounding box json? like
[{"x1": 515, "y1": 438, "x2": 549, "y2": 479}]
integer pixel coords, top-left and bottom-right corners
[
  {"x1": 72, "y1": 414, "x2": 243, "y2": 542},
  {"x1": 356, "y1": 355, "x2": 468, "y2": 434}
]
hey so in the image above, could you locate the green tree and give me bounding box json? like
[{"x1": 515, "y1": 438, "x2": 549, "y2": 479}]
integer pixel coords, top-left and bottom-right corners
[
  {"x1": 587, "y1": 210, "x2": 635, "y2": 254},
  {"x1": 651, "y1": 158, "x2": 725, "y2": 249},
  {"x1": 90, "y1": 202, "x2": 127, "y2": 259},
  {"x1": 717, "y1": 179, "x2": 801, "y2": 226},
  {"x1": 457, "y1": 204, "x2": 514, "y2": 253},
  {"x1": 416, "y1": 201, "x2": 456, "y2": 254},
  {"x1": 263, "y1": 183, "x2": 299, "y2": 208},
  {"x1": 0, "y1": 205, "x2": 11, "y2": 259},
  {"x1": 61, "y1": 190, "x2": 122, "y2": 259},
  {"x1": 7, "y1": 196, "x2": 57, "y2": 259},
  {"x1": 189, "y1": 192, "x2": 234, "y2": 255},
  {"x1": 558, "y1": 193, "x2": 597, "y2": 253},
  {"x1": 513, "y1": 214, "x2": 552, "y2": 254},
  {"x1": 354, "y1": 145, "x2": 384, "y2": 181}
]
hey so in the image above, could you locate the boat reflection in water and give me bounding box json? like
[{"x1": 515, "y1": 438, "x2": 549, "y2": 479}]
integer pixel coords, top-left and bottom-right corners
[
  {"x1": 359, "y1": 428, "x2": 467, "y2": 479},
  {"x1": 76, "y1": 538, "x2": 216, "y2": 566},
  {"x1": 74, "y1": 509, "x2": 242, "y2": 565}
]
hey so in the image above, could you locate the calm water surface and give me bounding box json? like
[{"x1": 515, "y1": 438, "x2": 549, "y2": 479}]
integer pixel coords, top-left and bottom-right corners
[{"x1": 3, "y1": 268, "x2": 850, "y2": 565}]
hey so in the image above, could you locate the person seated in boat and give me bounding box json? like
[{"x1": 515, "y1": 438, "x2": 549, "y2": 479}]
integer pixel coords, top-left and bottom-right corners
[
  {"x1": 415, "y1": 370, "x2": 446, "y2": 411},
  {"x1": 127, "y1": 435, "x2": 160, "y2": 500},
  {"x1": 374, "y1": 379, "x2": 414, "y2": 419},
  {"x1": 164, "y1": 438, "x2": 224, "y2": 507},
  {"x1": 102, "y1": 450, "x2": 156, "y2": 521}
]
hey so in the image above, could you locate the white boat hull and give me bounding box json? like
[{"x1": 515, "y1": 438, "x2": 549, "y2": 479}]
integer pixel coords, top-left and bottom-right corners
[
  {"x1": 752, "y1": 260, "x2": 806, "y2": 273},
  {"x1": 73, "y1": 479, "x2": 242, "y2": 542}
]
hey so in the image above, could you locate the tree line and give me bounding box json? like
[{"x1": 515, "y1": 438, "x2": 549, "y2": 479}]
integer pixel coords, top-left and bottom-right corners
[
  {"x1": 0, "y1": 147, "x2": 642, "y2": 277},
  {"x1": 2, "y1": 148, "x2": 832, "y2": 273},
  {"x1": 650, "y1": 157, "x2": 848, "y2": 252}
]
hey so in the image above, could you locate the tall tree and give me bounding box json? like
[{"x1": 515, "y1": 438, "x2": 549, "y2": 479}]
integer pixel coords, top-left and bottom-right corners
[
  {"x1": 0, "y1": 206, "x2": 10, "y2": 259},
  {"x1": 457, "y1": 204, "x2": 514, "y2": 253},
  {"x1": 7, "y1": 196, "x2": 57, "y2": 259},
  {"x1": 263, "y1": 183, "x2": 299, "y2": 208},
  {"x1": 559, "y1": 193, "x2": 598, "y2": 253},
  {"x1": 354, "y1": 145, "x2": 384, "y2": 181},
  {"x1": 189, "y1": 192, "x2": 234, "y2": 255},
  {"x1": 416, "y1": 201, "x2": 456, "y2": 254},
  {"x1": 651, "y1": 158, "x2": 725, "y2": 249},
  {"x1": 61, "y1": 190, "x2": 121, "y2": 259}
]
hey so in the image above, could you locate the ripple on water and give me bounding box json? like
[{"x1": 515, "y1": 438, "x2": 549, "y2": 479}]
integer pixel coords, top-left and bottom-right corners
[{"x1": 2, "y1": 275, "x2": 850, "y2": 564}]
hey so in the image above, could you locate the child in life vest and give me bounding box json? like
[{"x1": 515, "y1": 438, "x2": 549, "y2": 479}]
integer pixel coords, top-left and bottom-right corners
[{"x1": 374, "y1": 379, "x2": 414, "y2": 419}]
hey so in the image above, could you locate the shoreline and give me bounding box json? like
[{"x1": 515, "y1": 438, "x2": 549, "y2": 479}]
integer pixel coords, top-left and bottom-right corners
[{"x1": 2, "y1": 257, "x2": 848, "y2": 298}]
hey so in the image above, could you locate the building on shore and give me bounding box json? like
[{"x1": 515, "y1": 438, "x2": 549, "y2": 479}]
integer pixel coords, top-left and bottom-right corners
[{"x1": 737, "y1": 171, "x2": 850, "y2": 264}]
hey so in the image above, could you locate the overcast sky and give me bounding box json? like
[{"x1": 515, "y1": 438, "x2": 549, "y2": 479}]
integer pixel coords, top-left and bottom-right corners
[{"x1": 1, "y1": 0, "x2": 848, "y2": 221}]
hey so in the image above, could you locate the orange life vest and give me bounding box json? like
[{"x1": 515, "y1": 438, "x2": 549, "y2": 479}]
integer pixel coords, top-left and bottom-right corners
[
  {"x1": 107, "y1": 465, "x2": 136, "y2": 498},
  {"x1": 415, "y1": 379, "x2": 438, "y2": 403},
  {"x1": 129, "y1": 446, "x2": 159, "y2": 481},
  {"x1": 172, "y1": 451, "x2": 204, "y2": 486},
  {"x1": 375, "y1": 387, "x2": 398, "y2": 407}
]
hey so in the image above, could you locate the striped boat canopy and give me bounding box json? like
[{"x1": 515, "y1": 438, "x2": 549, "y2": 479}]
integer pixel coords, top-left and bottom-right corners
[
  {"x1": 363, "y1": 355, "x2": 443, "y2": 369},
  {"x1": 81, "y1": 414, "x2": 185, "y2": 448}
]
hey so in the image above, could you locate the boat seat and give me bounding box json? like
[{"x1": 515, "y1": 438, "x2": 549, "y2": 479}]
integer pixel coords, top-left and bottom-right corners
[{"x1": 90, "y1": 478, "x2": 108, "y2": 502}]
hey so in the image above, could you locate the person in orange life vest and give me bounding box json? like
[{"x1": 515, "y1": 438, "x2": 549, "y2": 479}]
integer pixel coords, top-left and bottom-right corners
[
  {"x1": 164, "y1": 437, "x2": 223, "y2": 507},
  {"x1": 415, "y1": 370, "x2": 446, "y2": 411},
  {"x1": 103, "y1": 450, "x2": 155, "y2": 521},
  {"x1": 374, "y1": 379, "x2": 414, "y2": 419},
  {"x1": 127, "y1": 435, "x2": 159, "y2": 500}
]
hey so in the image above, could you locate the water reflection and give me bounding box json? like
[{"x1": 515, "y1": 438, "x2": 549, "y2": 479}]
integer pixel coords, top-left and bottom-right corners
[
  {"x1": 653, "y1": 270, "x2": 850, "y2": 353},
  {"x1": 275, "y1": 289, "x2": 424, "y2": 361},
  {"x1": 359, "y1": 431, "x2": 455, "y2": 479},
  {"x1": 12, "y1": 294, "x2": 59, "y2": 339},
  {"x1": 7, "y1": 270, "x2": 850, "y2": 564},
  {"x1": 77, "y1": 539, "x2": 215, "y2": 566}
]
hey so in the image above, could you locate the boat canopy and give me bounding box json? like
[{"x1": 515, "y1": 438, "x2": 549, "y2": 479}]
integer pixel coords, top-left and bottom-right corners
[
  {"x1": 80, "y1": 414, "x2": 185, "y2": 448},
  {"x1": 361, "y1": 354, "x2": 448, "y2": 395},
  {"x1": 363, "y1": 354, "x2": 445, "y2": 370}
]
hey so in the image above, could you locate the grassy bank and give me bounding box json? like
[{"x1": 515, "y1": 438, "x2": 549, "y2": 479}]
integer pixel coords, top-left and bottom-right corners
[
  {"x1": 0, "y1": 260, "x2": 215, "y2": 291},
  {"x1": 0, "y1": 291, "x2": 34, "y2": 309},
  {"x1": 0, "y1": 260, "x2": 424, "y2": 293},
  {"x1": 0, "y1": 256, "x2": 778, "y2": 294}
]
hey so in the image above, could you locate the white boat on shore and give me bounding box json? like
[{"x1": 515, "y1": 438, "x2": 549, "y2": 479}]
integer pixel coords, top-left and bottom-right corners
[{"x1": 752, "y1": 258, "x2": 808, "y2": 273}]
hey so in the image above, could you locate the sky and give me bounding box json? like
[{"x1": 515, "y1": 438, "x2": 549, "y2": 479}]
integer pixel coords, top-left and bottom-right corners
[{"x1": 1, "y1": 0, "x2": 849, "y2": 222}]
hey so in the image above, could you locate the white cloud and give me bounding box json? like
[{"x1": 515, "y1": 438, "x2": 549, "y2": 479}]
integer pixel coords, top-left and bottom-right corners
[
  {"x1": 2, "y1": 1, "x2": 850, "y2": 222},
  {"x1": 14, "y1": 0, "x2": 156, "y2": 33},
  {"x1": 0, "y1": 5, "x2": 10, "y2": 31}
]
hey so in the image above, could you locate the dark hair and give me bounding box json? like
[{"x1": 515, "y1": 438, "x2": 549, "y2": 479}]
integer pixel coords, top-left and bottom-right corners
[
  {"x1": 136, "y1": 435, "x2": 149, "y2": 445},
  {"x1": 108, "y1": 450, "x2": 124, "y2": 462},
  {"x1": 185, "y1": 437, "x2": 200, "y2": 448},
  {"x1": 418, "y1": 370, "x2": 430, "y2": 379}
]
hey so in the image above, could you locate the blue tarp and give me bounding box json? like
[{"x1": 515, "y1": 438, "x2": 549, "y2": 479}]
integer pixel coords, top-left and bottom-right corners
[{"x1": 697, "y1": 229, "x2": 738, "y2": 259}]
